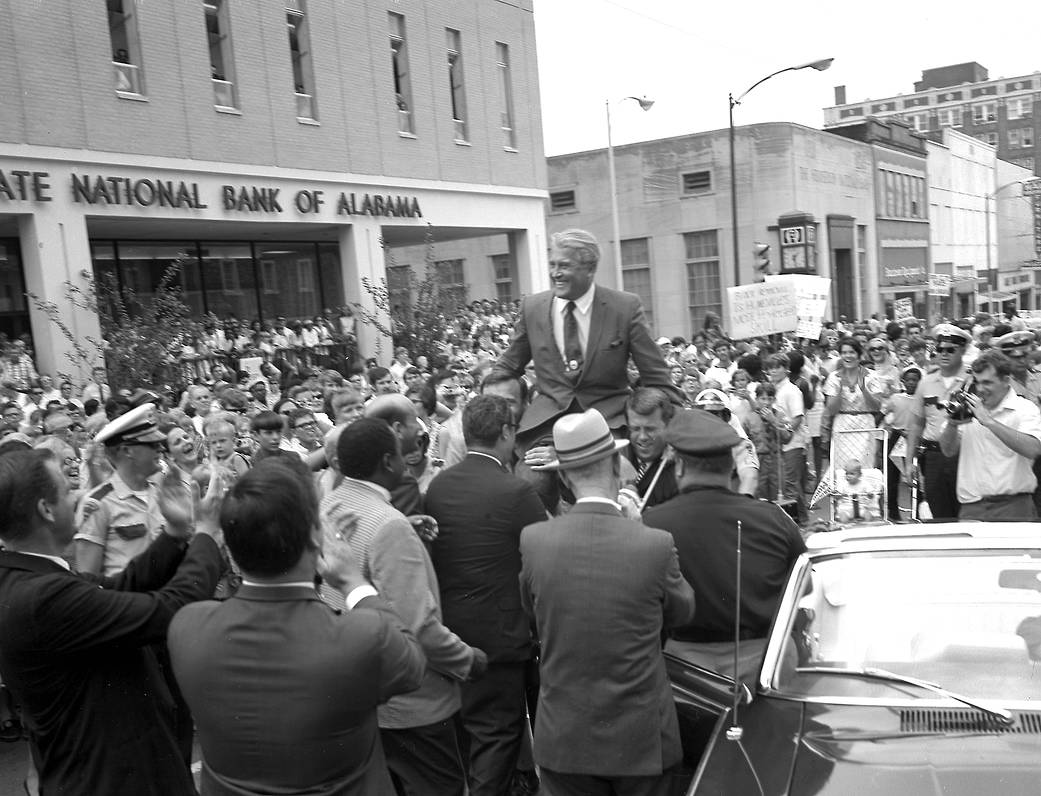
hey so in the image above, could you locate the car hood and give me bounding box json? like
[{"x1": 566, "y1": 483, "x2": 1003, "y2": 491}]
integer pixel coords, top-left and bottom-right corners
[{"x1": 789, "y1": 703, "x2": 1041, "y2": 795}]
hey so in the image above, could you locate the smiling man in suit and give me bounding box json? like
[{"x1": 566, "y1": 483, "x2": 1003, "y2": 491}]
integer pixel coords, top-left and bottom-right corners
[{"x1": 493, "y1": 229, "x2": 681, "y2": 449}]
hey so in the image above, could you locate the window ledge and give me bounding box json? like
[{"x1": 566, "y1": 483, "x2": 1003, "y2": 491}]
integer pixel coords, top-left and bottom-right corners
[
  {"x1": 398, "y1": 132, "x2": 418, "y2": 140},
  {"x1": 115, "y1": 91, "x2": 148, "y2": 102},
  {"x1": 680, "y1": 191, "x2": 715, "y2": 199},
  {"x1": 215, "y1": 105, "x2": 242, "y2": 115},
  {"x1": 297, "y1": 117, "x2": 320, "y2": 126},
  {"x1": 548, "y1": 208, "x2": 579, "y2": 216},
  {"x1": 454, "y1": 139, "x2": 472, "y2": 147},
  {"x1": 503, "y1": 146, "x2": 519, "y2": 153}
]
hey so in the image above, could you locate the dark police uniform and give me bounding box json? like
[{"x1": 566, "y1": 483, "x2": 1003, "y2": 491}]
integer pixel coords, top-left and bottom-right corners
[{"x1": 642, "y1": 412, "x2": 805, "y2": 644}]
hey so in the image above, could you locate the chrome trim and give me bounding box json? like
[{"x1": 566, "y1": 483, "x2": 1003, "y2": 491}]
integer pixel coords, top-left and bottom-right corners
[
  {"x1": 758, "y1": 553, "x2": 813, "y2": 691},
  {"x1": 753, "y1": 691, "x2": 1041, "y2": 711}
]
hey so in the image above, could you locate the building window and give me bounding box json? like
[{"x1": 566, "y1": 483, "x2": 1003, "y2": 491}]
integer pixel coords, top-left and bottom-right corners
[
  {"x1": 972, "y1": 102, "x2": 996, "y2": 123},
  {"x1": 286, "y1": 3, "x2": 317, "y2": 120},
  {"x1": 1007, "y1": 97, "x2": 1033, "y2": 120},
  {"x1": 976, "y1": 132, "x2": 999, "y2": 146},
  {"x1": 908, "y1": 113, "x2": 929, "y2": 132},
  {"x1": 681, "y1": 171, "x2": 712, "y2": 195},
  {"x1": 491, "y1": 254, "x2": 513, "y2": 304},
  {"x1": 621, "y1": 238, "x2": 654, "y2": 329},
  {"x1": 435, "y1": 259, "x2": 467, "y2": 308},
  {"x1": 107, "y1": 0, "x2": 145, "y2": 95},
  {"x1": 495, "y1": 42, "x2": 516, "y2": 149},
  {"x1": 387, "y1": 264, "x2": 412, "y2": 317},
  {"x1": 205, "y1": 1, "x2": 237, "y2": 109},
  {"x1": 445, "y1": 28, "x2": 468, "y2": 142},
  {"x1": 549, "y1": 190, "x2": 576, "y2": 212},
  {"x1": 389, "y1": 13, "x2": 414, "y2": 135},
  {"x1": 937, "y1": 107, "x2": 962, "y2": 128},
  {"x1": 1009, "y1": 128, "x2": 1036, "y2": 149},
  {"x1": 683, "y1": 230, "x2": 721, "y2": 329},
  {"x1": 1011, "y1": 156, "x2": 1036, "y2": 171}
]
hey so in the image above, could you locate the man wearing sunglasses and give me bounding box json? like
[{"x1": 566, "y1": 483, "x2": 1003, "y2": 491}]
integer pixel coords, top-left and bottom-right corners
[
  {"x1": 904, "y1": 324, "x2": 972, "y2": 519},
  {"x1": 74, "y1": 404, "x2": 168, "y2": 577}
]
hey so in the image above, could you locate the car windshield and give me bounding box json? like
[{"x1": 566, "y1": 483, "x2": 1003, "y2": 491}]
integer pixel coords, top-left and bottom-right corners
[{"x1": 772, "y1": 548, "x2": 1041, "y2": 703}]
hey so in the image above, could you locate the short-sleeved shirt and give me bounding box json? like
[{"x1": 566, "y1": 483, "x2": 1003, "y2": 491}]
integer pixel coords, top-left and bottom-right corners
[
  {"x1": 910, "y1": 368, "x2": 970, "y2": 442},
  {"x1": 1010, "y1": 369, "x2": 1041, "y2": 409},
  {"x1": 954, "y1": 387, "x2": 1041, "y2": 503},
  {"x1": 773, "y1": 379, "x2": 807, "y2": 451},
  {"x1": 73, "y1": 473, "x2": 164, "y2": 576}
]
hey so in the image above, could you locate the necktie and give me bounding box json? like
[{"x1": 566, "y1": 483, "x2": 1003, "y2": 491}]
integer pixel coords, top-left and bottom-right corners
[{"x1": 563, "y1": 301, "x2": 583, "y2": 373}]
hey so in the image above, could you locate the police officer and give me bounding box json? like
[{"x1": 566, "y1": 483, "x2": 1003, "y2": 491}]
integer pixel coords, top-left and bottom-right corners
[
  {"x1": 996, "y1": 329, "x2": 1041, "y2": 515},
  {"x1": 996, "y1": 330, "x2": 1041, "y2": 405},
  {"x1": 904, "y1": 324, "x2": 972, "y2": 519},
  {"x1": 693, "y1": 389, "x2": 759, "y2": 496},
  {"x1": 642, "y1": 410, "x2": 804, "y2": 680},
  {"x1": 73, "y1": 403, "x2": 168, "y2": 576}
]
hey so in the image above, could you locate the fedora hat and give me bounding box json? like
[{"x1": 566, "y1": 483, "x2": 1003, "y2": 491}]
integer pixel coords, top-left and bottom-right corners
[{"x1": 532, "y1": 409, "x2": 628, "y2": 471}]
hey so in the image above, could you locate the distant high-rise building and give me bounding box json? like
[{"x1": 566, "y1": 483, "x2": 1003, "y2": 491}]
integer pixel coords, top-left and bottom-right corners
[{"x1": 822, "y1": 63, "x2": 1040, "y2": 177}]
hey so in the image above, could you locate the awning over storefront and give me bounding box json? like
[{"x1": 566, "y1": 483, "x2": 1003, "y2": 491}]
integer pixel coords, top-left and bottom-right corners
[{"x1": 979, "y1": 291, "x2": 1016, "y2": 303}]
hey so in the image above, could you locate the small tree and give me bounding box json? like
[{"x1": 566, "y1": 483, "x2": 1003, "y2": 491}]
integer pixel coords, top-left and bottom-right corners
[
  {"x1": 30, "y1": 261, "x2": 202, "y2": 391},
  {"x1": 354, "y1": 226, "x2": 466, "y2": 364}
]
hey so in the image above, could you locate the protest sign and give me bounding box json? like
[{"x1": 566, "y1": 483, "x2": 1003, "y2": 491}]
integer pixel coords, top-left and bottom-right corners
[{"x1": 726, "y1": 281, "x2": 798, "y2": 339}]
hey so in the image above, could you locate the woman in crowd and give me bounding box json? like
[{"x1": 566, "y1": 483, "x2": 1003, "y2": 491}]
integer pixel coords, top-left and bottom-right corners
[{"x1": 822, "y1": 337, "x2": 881, "y2": 468}]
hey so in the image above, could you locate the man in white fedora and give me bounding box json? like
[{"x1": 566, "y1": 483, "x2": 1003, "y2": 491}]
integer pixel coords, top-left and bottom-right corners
[{"x1": 519, "y1": 409, "x2": 695, "y2": 795}]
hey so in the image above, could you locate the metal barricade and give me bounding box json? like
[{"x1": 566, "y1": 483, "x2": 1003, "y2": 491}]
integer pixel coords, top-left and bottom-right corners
[{"x1": 811, "y1": 426, "x2": 890, "y2": 526}]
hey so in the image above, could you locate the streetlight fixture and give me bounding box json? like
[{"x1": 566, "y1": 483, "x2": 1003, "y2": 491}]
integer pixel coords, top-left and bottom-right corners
[
  {"x1": 728, "y1": 58, "x2": 833, "y2": 286},
  {"x1": 607, "y1": 95, "x2": 654, "y2": 289}
]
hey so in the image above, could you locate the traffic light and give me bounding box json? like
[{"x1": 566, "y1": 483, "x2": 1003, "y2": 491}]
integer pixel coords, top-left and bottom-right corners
[{"x1": 752, "y1": 242, "x2": 771, "y2": 281}]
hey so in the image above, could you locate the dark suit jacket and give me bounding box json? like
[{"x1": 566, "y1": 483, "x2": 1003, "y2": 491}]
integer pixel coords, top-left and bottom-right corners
[
  {"x1": 0, "y1": 533, "x2": 222, "y2": 796},
  {"x1": 425, "y1": 453, "x2": 546, "y2": 662},
  {"x1": 168, "y1": 584, "x2": 425, "y2": 796},
  {"x1": 494, "y1": 285, "x2": 681, "y2": 434},
  {"x1": 519, "y1": 502, "x2": 695, "y2": 776}
]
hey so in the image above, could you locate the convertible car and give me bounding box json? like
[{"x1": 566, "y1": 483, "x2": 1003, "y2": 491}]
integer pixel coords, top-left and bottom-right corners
[{"x1": 667, "y1": 523, "x2": 1041, "y2": 795}]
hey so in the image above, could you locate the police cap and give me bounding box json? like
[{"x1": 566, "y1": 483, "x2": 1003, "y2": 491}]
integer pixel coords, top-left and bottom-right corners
[
  {"x1": 94, "y1": 403, "x2": 166, "y2": 447},
  {"x1": 664, "y1": 408, "x2": 741, "y2": 457},
  {"x1": 931, "y1": 323, "x2": 971, "y2": 346}
]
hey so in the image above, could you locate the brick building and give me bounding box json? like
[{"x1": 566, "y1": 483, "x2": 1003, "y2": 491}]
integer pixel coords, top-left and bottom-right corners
[
  {"x1": 0, "y1": 0, "x2": 547, "y2": 375},
  {"x1": 824, "y1": 62, "x2": 1040, "y2": 176}
]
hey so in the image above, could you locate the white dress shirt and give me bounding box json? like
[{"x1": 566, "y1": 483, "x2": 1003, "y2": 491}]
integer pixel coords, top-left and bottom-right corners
[{"x1": 551, "y1": 283, "x2": 595, "y2": 363}]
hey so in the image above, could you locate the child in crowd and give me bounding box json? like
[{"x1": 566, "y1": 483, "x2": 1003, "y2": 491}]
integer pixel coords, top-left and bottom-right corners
[
  {"x1": 743, "y1": 382, "x2": 792, "y2": 501},
  {"x1": 250, "y1": 410, "x2": 289, "y2": 466},
  {"x1": 833, "y1": 460, "x2": 884, "y2": 523},
  {"x1": 202, "y1": 413, "x2": 250, "y2": 480}
]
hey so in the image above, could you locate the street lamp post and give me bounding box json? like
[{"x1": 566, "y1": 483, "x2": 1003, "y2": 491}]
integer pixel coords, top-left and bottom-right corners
[
  {"x1": 607, "y1": 96, "x2": 654, "y2": 290},
  {"x1": 728, "y1": 58, "x2": 833, "y2": 287}
]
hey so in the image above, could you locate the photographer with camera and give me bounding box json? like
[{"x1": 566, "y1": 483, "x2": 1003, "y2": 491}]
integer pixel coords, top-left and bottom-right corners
[
  {"x1": 904, "y1": 324, "x2": 972, "y2": 519},
  {"x1": 939, "y1": 349, "x2": 1041, "y2": 520}
]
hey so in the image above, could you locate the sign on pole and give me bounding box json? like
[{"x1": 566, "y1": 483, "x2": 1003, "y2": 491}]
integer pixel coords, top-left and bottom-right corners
[
  {"x1": 725, "y1": 281, "x2": 798, "y2": 339},
  {"x1": 927, "y1": 273, "x2": 952, "y2": 297},
  {"x1": 893, "y1": 297, "x2": 914, "y2": 321},
  {"x1": 765, "y1": 274, "x2": 832, "y2": 339}
]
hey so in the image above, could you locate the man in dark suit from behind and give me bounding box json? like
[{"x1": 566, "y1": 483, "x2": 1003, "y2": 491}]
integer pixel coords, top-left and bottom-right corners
[
  {"x1": 0, "y1": 448, "x2": 223, "y2": 796},
  {"x1": 168, "y1": 458, "x2": 426, "y2": 795},
  {"x1": 425, "y1": 394, "x2": 546, "y2": 796},
  {"x1": 519, "y1": 409, "x2": 696, "y2": 795}
]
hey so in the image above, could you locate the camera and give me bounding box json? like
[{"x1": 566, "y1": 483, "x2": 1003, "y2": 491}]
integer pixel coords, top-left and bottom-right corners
[{"x1": 945, "y1": 378, "x2": 976, "y2": 421}]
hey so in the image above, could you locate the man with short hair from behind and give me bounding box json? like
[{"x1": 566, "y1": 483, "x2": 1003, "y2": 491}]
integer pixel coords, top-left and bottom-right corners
[
  {"x1": 0, "y1": 449, "x2": 223, "y2": 796},
  {"x1": 425, "y1": 395, "x2": 546, "y2": 796},
  {"x1": 520, "y1": 409, "x2": 695, "y2": 795},
  {"x1": 169, "y1": 459, "x2": 425, "y2": 795},
  {"x1": 321, "y1": 418, "x2": 487, "y2": 795}
]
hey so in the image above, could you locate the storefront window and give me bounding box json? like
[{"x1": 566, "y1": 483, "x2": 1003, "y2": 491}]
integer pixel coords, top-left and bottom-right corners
[
  {"x1": 89, "y1": 239, "x2": 343, "y2": 326},
  {"x1": 0, "y1": 239, "x2": 31, "y2": 342}
]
